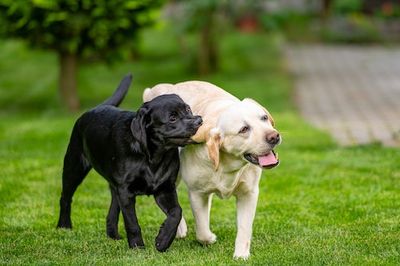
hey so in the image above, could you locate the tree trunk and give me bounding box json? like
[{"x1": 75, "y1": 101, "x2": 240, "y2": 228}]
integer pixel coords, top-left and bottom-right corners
[
  {"x1": 58, "y1": 52, "x2": 79, "y2": 112},
  {"x1": 321, "y1": 0, "x2": 333, "y2": 22},
  {"x1": 198, "y1": 17, "x2": 218, "y2": 75},
  {"x1": 209, "y1": 27, "x2": 218, "y2": 72}
]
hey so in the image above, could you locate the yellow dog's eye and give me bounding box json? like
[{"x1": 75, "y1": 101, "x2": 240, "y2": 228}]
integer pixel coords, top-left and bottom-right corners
[
  {"x1": 239, "y1": 126, "x2": 250, "y2": 134},
  {"x1": 261, "y1": 115, "x2": 268, "y2": 121}
]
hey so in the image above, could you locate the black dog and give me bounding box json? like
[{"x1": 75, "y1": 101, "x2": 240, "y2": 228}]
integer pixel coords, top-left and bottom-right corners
[{"x1": 56, "y1": 74, "x2": 202, "y2": 252}]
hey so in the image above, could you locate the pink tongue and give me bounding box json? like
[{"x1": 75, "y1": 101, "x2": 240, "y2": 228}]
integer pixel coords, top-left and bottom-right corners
[{"x1": 258, "y1": 152, "x2": 277, "y2": 166}]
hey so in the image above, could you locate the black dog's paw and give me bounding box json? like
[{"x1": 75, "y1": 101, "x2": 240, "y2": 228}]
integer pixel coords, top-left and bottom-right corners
[
  {"x1": 107, "y1": 232, "x2": 122, "y2": 240},
  {"x1": 128, "y1": 238, "x2": 145, "y2": 249},
  {"x1": 107, "y1": 229, "x2": 122, "y2": 240},
  {"x1": 155, "y1": 233, "x2": 174, "y2": 252},
  {"x1": 56, "y1": 220, "x2": 72, "y2": 229}
]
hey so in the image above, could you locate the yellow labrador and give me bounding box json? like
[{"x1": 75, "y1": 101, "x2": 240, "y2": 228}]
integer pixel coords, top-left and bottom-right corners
[{"x1": 143, "y1": 81, "x2": 281, "y2": 259}]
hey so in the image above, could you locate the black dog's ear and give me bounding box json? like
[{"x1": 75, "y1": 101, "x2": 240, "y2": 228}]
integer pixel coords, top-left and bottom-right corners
[{"x1": 131, "y1": 106, "x2": 150, "y2": 156}]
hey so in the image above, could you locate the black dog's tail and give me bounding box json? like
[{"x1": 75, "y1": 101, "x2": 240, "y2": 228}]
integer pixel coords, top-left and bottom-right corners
[{"x1": 101, "y1": 73, "x2": 132, "y2": 107}]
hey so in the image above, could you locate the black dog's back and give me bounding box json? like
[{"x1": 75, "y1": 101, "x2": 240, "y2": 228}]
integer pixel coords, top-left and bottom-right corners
[
  {"x1": 75, "y1": 73, "x2": 136, "y2": 178},
  {"x1": 77, "y1": 107, "x2": 135, "y2": 179}
]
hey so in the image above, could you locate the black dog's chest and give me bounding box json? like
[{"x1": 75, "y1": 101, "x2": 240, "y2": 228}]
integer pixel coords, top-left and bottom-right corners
[
  {"x1": 127, "y1": 169, "x2": 163, "y2": 195},
  {"x1": 125, "y1": 158, "x2": 178, "y2": 195}
]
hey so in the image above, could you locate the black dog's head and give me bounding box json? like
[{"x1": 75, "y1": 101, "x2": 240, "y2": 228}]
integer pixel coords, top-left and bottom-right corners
[{"x1": 131, "y1": 94, "x2": 202, "y2": 153}]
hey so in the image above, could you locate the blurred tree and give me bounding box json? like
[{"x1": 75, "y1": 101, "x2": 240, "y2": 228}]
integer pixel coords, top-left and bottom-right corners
[
  {"x1": 171, "y1": 0, "x2": 263, "y2": 75},
  {"x1": 182, "y1": 0, "x2": 224, "y2": 75},
  {"x1": 321, "y1": 0, "x2": 333, "y2": 22},
  {"x1": 166, "y1": 0, "x2": 226, "y2": 75},
  {"x1": 0, "y1": 0, "x2": 163, "y2": 111}
]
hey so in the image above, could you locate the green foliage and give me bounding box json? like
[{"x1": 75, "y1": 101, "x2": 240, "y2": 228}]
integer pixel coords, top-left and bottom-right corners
[
  {"x1": 374, "y1": 2, "x2": 400, "y2": 19},
  {"x1": 333, "y1": 0, "x2": 363, "y2": 14},
  {"x1": 0, "y1": 0, "x2": 163, "y2": 60},
  {"x1": 320, "y1": 14, "x2": 381, "y2": 43},
  {"x1": 179, "y1": 0, "x2": 265, "y2": 32},
  {"x1": 177, "y1": 0, "x2": 222, "y2": 32}
]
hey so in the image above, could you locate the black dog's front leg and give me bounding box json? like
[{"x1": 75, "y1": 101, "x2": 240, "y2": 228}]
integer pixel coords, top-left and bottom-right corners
[
  {"x1": 154, "y1": 189, "x2": 182, "y2": 252},
  {"x1": 116, "y1": 187, "x2": 144, "y2": 249}
]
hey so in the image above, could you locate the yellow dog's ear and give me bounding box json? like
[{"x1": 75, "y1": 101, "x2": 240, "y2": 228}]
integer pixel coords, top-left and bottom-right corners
[
  {"x1": 206, "y1": 128, "x2": 222, "y2": 171},
  {"x1": 243, "y1": 98, "x2": 275, "y2": 126}
]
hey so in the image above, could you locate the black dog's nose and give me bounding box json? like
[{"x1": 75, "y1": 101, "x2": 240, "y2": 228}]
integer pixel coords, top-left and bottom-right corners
[
  {"x1": 194, "y1": 116, "x2": 203, "y2": 127},
  {"x1": 266, "y1": 131, "x2": 280, "y2": 145}
]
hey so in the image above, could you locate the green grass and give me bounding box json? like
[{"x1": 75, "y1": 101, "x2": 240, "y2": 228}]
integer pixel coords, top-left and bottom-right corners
[{"x1": 0, "y1": 28, "x2": 399, "y2": 265}]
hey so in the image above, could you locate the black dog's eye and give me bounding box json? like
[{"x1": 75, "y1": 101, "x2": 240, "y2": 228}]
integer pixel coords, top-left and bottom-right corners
[
  {"x1": 261, "y1": 115, "x2": 268, "y2": 121},
  {"x1": 239, "y1": 125, "x2": 250, "y2": 134},
  {"x1": 170, "y1": 115, "x2": 177, "y2": 123},
  {"x1": 186, "y1": 106, "x2": 191, "y2": 113}
]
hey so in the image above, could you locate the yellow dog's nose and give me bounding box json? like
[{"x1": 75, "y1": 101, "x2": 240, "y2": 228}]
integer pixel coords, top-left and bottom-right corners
[{"x1": 266, "y1": 131, "x2": 280, "y2": 145}]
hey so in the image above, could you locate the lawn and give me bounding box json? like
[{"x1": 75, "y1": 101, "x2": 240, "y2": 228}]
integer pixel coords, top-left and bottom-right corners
[{"x1": 0, "y1": 28, "x2": 399, "y2": 265}]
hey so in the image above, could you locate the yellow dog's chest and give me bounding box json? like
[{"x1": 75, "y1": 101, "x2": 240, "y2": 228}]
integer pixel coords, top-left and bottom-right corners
[{"x1": 208, "y1": 164, "x2": 253, "y2": 199}]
